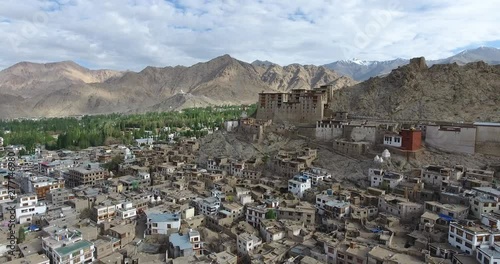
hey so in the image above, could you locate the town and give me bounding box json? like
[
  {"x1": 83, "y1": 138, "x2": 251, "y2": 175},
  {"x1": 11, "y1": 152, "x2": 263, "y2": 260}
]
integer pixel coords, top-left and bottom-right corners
[{"x1": 0, "y1": 84, "x2": 500, "y2": 264}]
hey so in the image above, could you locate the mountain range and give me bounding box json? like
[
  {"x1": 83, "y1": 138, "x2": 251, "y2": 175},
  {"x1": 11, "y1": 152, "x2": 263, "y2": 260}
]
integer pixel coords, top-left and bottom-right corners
[
  {"x1": 323, "y1": 47, "x2": 500, "y2": 81},
  {"x1": 0, "y1": 55, "x2": 354, "y2": 119},
  {"x1": 0, "y1": 47, "x2": 499, "y2": 120}
]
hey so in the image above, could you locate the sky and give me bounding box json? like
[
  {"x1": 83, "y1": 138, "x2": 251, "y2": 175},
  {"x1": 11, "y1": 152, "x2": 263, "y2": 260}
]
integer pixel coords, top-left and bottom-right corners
[{"x1": 0, "y1": 0, "x2": 499, "y2": 71}]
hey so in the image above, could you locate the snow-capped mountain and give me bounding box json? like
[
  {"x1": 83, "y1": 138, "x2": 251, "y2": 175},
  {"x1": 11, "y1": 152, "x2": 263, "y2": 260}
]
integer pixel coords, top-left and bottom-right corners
[
  {"x1": 323, "y1": 47, "x2": 500, "y2": 81},
  {"x1": 324, "y1": 58, "x2": 408, "y2": 81}
]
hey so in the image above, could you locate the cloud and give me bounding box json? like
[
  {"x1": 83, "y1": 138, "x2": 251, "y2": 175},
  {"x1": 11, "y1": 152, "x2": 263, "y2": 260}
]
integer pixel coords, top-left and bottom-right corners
[{"x1": 0, "y1": 0, "x2": 499, "y2": 70}]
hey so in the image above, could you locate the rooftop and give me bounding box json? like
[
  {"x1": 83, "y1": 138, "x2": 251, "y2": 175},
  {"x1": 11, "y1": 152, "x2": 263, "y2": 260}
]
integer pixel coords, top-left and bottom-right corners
[
  {"x1": 147, "y1": 212, "x2": 180, "y2": 223},
  {"x1": 4, "y1": 254, "x2": 50, "y2": 264},
  {"x1": 54, "y1": 240, "x2": 93, "y2": 257},
  {"x1": 474, "y1": 187, "x2": 500, "y2": 197},
  {"x1": 169, "y1": 233, "x2": 192, "y2": 250}
]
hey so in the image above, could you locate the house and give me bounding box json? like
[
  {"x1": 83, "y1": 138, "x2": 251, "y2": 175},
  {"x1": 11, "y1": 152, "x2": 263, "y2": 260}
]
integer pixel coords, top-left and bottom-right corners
[
  {"x1": 246, "y1": 204, "x2": 269, "y2": 228},
  {"x1": 19, "y1": 174, "x2": 65, "y2": 199},
  {"x1": 421, "y1": 165, "x2": 464, "y2": 188},
  {"x1": 378, "y1": 195, "x2": 423, "y2": 221},
  {"x1": 288, "y1": 174, "x2": 311, "y2": 199},
  {"x1": 336, "y1": 242, "x2": 370, "y2": 264},
  {"x1": 383, "y1": 132, "x2": 402, "y2": 148},
  {"x1": 301, "y1": 167, "x2": 331, "y2": 186},
  {"x1": 322, "y1": 200, "x2": 351, "y2": 219},
  {"x1": 259, "y1": 219, "x2": 286, "y2": 242},
  {"x1": 146, "y1": 212, "x2": 181, "y2": 235},
  {"x1": 67, "y1": 164, "x2": 108, "y2": 187},
  {"x1": 470, "y1": 187, "x2": 500, "y2": 219},
  {"x1": 41, "y1": 226, "x2": 84, "y2": 262},
  {"x1": 236, "y1": 232, "x2": 262, "y2": 255},
  {"x1": 4, "y1": 254, "x2": 50, "y2": 264},
  {"x1": 368, "y1": 169, "x2": 403, "y2": 189},
  {"x1": 107, "y1": 224, "x2": 135, "y2": 248},
  {"x1": 195, "y1": 196, "x2": 221, "y2": 216},
  {"x1": 167, "y1": 229, "x2": 203, "y2": 259},
  {"x1": 424, "y1": 201, "x2": 469, "y2": 220},
  {"x1": 448, "y1": 221, "x2": 500, "y2": 256},
  {"x1": 52, "y1": 240, "x2": 95, "y2": 264},
  {"x1": 13, "y1": 194, "x2": 47, "y2": 224},
  {"x1": 277, "y1": 202, "x2": 316, "y2": 225}
]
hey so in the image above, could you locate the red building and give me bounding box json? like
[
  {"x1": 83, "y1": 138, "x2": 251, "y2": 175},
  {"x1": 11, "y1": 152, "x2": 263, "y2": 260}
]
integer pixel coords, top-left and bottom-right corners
[{"x1": 400, "y1": 129, "x2": 422, "y2": 151}]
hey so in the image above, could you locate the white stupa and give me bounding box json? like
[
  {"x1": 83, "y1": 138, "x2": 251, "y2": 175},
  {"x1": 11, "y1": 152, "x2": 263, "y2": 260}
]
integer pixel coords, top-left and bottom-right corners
[
  {"x1": 374, "y1": 155, "x2": 380, "y2": 162},
  {"x1": 382, "y1": 149, "x2": 391, "y2": 159}
]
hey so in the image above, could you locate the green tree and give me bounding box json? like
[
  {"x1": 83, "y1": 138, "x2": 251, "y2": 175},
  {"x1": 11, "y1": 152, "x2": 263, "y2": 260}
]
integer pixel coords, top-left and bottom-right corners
[
  {"x1": 102, "y1": 155, "x2": 124, "y2": 173},
  {"x1": 18, "y1": 226, "x2": 26, "y2": 243},
  {"x1": 265, "y1": 209, "x2": 277, "y2": 219}
]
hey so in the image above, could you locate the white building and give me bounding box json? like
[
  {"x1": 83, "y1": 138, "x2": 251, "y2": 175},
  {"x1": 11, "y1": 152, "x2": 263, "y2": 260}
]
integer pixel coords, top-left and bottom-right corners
[
  {"x1": 146, "y1": 212, "x2": 181, "y2": 235},
  {"x1": 115, "y1": 201, "x2": 137, "y2": 220},
  {"x1": 470, "y1": 187, "x2": 500, "y2": 219},
  {"x1": 195, "y1": 197, "x2": 221, "y2": 216},
  {"x1": 421, "y1": 165, "x2": 464, "y2": 188},
  {"x1": 41, "y1": 225, "x2": 93, "y2": 264},
  {"x1": 224, "y1": 120, "x2": 239, "y2": 132},
  {"x1": 237, "y1": 232, "x2": 262, "y2": 255},
  {"x1": 15, "y1": 194, "x2": 47, "y2": 224},
  {"x1": 448, "y1": 221, "x2": 500, "y2": 258},
  {"x1": 52, "y1": 240, "x2": 95, "y2": 264},
  {"x1": 0, "y1": 187, "x2": 14, "y2": 204},
  {"x1": 383, "y1": 133, "x2": 402, "y2": 148},
  {"x1": 246, "y1": 204, "x2": 268, "y2": 228},
  {"x1": 302, "y1": 167, "x2": 331, "y2": 186},
  {"x1": 368, "y1": 169, "x2": 404, "y2": 189},
  {"x1": 288, "y1": 174, "x2": 311, "y2": 199}
]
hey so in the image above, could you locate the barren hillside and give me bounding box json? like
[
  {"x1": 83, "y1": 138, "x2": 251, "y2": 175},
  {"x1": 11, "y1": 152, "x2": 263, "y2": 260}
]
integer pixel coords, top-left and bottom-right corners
[
  {"x1": 331, "y1": 57, "x2": 500, "y2": 122},
  {"x1": 0, "y1": 55, "x2": 352, "y2": 118}
]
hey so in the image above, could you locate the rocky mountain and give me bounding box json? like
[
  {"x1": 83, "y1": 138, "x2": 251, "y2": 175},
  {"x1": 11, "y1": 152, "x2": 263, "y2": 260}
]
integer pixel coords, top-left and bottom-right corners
[
  {"x1": 0, "y1": 55, "x2": 353, "y2": 118},
  {"x1": 432, "y1": 47, "x2": 500, "y2": 65},
  {"x1": 323, "y1": 58, "x2": 408, "y2": 81},
  {"x1": 0, "y1": 61, "x2": 123, "y2": 98},
  {"x1": 330, "y1": 57, "x2": 500, "y2": 122},
  {"x1": 323, "y1": 47, "x2": 500, "y2": 81}
]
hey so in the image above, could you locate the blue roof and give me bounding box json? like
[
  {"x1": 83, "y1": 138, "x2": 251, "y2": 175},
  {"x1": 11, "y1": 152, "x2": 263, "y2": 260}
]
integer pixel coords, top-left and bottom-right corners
[
  {"x1": 169, "y1": 233, "x2": 192, "y2": 250},
  {"x1": 147, "y1": 212, "x2": 180, "y2": 223},
  {"x1": 438, "y1": 213, "x2": 454, "y2": 222}
]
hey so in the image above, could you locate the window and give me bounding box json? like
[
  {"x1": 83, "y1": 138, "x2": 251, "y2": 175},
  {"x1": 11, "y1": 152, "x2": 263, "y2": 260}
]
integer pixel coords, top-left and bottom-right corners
[
  {"x1": 465, "y1": 233, "x2": 473, "y2": 241},
  {"x1": 455, "y1": 237, "x2": 462, "y2": 243},
  {"x1": 465, "y1": 242, "x2": 472, "y2": 249}
]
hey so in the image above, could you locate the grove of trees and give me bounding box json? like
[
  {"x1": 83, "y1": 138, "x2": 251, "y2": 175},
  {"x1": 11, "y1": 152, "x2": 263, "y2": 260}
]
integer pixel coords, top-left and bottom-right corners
[{"x1": 0, "y1": 104, "x2": 256, "y2": 154}]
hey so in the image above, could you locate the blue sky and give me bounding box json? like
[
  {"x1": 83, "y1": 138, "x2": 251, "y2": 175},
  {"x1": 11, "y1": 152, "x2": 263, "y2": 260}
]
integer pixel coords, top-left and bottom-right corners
[{"x1": 0, "y1": 0, "x2": 499, "y2": 71}]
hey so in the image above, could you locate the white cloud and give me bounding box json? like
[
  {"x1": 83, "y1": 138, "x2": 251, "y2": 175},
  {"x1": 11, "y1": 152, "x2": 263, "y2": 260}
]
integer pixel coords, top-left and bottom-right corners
[{"x1": 0, "y1": 0, "x2": 498, "y2": 70}]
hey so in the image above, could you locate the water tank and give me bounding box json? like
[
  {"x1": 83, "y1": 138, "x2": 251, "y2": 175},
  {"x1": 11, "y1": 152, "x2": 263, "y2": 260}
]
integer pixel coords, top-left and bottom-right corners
[{"x1": 326, "y1": 189, "x2": 333, "y2": 195}]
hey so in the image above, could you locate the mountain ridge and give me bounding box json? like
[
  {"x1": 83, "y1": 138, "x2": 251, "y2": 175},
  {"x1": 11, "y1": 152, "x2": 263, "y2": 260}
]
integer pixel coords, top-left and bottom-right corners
[{"x1": 0, "y1": 55, "x2": 354, "y2": 118}]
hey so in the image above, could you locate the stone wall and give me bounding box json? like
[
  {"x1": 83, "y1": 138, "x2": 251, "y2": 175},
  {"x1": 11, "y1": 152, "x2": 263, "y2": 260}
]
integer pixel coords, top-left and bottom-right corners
[
  {"x1": 425, "y1": 125, "x2": 476, "y2": 154},
  {"x1": 475, "y1": 125, "x2": 500, "y2": 156}
]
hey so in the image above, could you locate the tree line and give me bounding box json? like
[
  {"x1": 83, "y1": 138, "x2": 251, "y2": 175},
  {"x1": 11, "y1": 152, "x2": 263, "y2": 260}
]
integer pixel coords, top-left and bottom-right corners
[{"x1": 0, "y1": 104, "x2": 256, "y2": 153}]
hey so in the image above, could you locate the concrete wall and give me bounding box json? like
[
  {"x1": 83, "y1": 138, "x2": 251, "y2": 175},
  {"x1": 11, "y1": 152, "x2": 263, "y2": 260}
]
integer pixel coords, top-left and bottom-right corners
[
  {"x1": 425, "y1": 125, "x2": 476, "y2": 154},
  {"x1": 315, "y1": 123, "x2": 343, "y2": 141},
  {"x1": 343, "y1": 126, "x2": 377, "y2": 143},
  {"x1": 475, "y1": 125, "x2": 500, "y2": 156}
]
